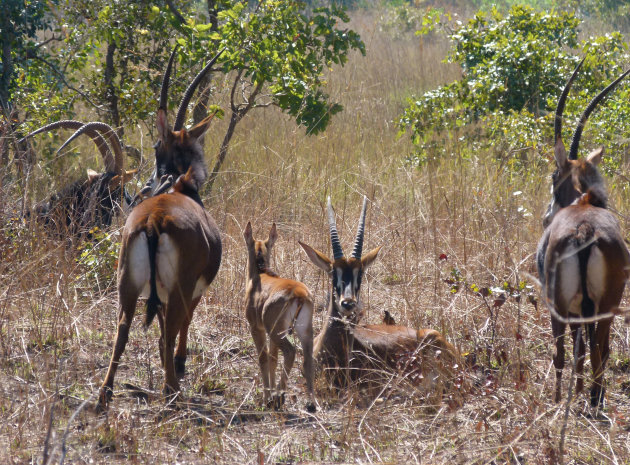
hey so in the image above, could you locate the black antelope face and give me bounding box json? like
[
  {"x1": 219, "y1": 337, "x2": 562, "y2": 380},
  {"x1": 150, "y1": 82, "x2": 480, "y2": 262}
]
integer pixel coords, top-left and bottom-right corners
[
  {"x1": 300, "y1": 196, "x2": 380, "y2": 321},
  {"x1": 543, "y1": 141, "x2": 605, "y2": 228},
  {"x1": 332, "y1": 258, "x2": 364, "y2": 317}
]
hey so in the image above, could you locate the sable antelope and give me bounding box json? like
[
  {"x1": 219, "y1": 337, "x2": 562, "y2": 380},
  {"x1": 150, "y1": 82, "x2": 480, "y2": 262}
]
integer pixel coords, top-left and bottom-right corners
[
  {"x1": 19, "y1": 120, "x2": 136, "y2": 237},
  {"x1": 96, "y1": 50, "x2": 224, "y2": 411},
  {"x1": 537, "y1": 61, "x2": 630, "y2": 407},
  {"x1": 299, "y1": 197, "x2": 459, "y2": 391},
  {"x1": 243, "y1": 223, "x2": 316, "y2": 412},
  {"x1": 138, "y1": 46, "x2": 224, "y2": 200}
]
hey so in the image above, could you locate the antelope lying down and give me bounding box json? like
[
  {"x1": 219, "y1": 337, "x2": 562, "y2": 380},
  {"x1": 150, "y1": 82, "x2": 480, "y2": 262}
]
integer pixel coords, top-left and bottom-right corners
[
  {"x1": 537, "y1": 61, "x2": 630, "y2": 407},
  {"x1": 20, "y1": 120, "x2": 136, "y2": 238},
  {"x1": 299, "y1": 197, "x2": 460, "y2": 393},
  {"x1": 243, "y1": 223, "x2": 316, "y2": 412}
]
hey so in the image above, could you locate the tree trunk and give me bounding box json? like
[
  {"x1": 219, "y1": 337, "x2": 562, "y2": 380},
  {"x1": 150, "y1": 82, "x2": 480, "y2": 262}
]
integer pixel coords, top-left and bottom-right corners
[
  {"x1": 104, "y1": 42, "x2": 121, "y2": 132},
  {"x1": 205, "y1": 110, "x2": 240, "y2": 194},
  {"x1": 0, "y1": 16, "x2": 13, "y2": 111}
]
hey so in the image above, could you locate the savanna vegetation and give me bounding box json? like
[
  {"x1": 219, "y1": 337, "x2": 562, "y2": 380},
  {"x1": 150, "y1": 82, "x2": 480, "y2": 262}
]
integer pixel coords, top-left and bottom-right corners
[{"x1": 1, "y1": 0, "x2": 630, "y2": 463}]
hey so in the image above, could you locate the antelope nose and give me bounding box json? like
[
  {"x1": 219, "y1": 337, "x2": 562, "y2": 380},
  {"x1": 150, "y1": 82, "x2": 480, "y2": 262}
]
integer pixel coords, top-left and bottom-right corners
[{"x1": 340, "y1": 299, "x2": 356, "y2": 310}]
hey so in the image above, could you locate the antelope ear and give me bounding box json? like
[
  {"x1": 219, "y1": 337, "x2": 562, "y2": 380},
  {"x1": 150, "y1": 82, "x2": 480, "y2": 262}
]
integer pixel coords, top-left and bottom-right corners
[
  {"x1": 86, "y1": 169, "x2": 100, "y2": 183},
  {"x1": 299, "y1": 241, "x2": 332, "y2": 272},
  {"x1": 188, "y1": 113, "x2": 215, "y2": 140},
  {"x1": 587, "y1": 147, "x2": 603, "y2": 165},
  {"x1": 554, "y1": 138, "x2": 568, "y2": 169},
  {"x1": 361, "y1": 246, "x2": 382, "y2": 268},
  {"x1": 109, "y1": 168, "x2": 138, "y2": 188},
  {"x1": 267, "y1": 223, "x2": 278, "y2": 247},
  {"x1": 157, "y1": 108, "x2": 171, "y2": 144},
  {"x1": 243, "y1": 221, "x2": 254, "y2": 246}
]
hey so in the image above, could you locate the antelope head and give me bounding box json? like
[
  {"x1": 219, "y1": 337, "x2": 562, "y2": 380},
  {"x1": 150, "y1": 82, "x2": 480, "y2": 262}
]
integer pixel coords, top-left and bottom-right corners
[
  {"x1": 20, "y1": 119, "x2": 136, "y2": 236},
  {"x1": 143, "y1": 47, "x2": 224, "y2": 197},
  {"x1": 299, "y1": 196, "x2": 381, "y2": 325},
  {"x1": 543, "y1": 59, "x2": 630, "y2": 227}
]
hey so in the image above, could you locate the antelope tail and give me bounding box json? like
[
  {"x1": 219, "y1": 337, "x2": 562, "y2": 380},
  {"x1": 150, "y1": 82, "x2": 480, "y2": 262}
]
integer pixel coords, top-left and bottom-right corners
[{"x1": 145, "y1": 225, "x2": 162, "y2": 327}]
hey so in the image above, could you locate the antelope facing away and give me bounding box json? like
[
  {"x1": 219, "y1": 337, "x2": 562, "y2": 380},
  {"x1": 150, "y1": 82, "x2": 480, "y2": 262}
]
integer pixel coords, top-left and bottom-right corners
[
  {"x1": 97, "y1": 50, "x2": 224, "y2": 411},
  {"x1": 243, "y1": 223, "x2": 316, "y2": 413},
  {"x1": 299, "y1": 197, "x2": 460, "y2": 394},
  {"x1": 537, "y1": 61, "x2": 630, "y2": 408}
]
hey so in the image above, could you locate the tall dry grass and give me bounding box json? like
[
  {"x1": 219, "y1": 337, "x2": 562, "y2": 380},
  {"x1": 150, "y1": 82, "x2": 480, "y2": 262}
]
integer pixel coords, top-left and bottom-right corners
[{"x1": 1, "y1": 8, "x2": 630, "y2": 465}]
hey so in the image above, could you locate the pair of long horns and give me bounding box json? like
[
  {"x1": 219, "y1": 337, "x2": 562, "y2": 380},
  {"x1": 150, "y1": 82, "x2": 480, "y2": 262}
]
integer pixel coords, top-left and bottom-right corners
[
  {"x1": 327, "y1": 195, "x2": 369, "y2": 260},
  {"x1": 555, "y1": 58, "x2": 630, "y2": 160},
  {"x1": 20, "y1": 120, "x2": 124, "y2": 174},
  {"x1": 159, "y1": 45, "x2": 225, "y2": 131},
  {"x1": 20, "y1": 46, "x2": 225, "y2": 174}
]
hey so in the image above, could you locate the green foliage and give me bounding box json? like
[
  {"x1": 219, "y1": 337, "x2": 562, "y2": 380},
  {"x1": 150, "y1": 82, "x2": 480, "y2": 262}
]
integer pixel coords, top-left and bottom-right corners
[
  {"x1": 76, "y1": 227, "x2": 119, "y2": 292},
  {"x1": 182, "y1": 0, "x2": 365, "y2": 135},
  {"x1": 0, "y1": 0, "x2": 65, "y2": 112},
  {"x1": 380, "y1": 4, "x2": 450, "y2": 38},
  {"x1": 399, "y1": 5, "x2": 630, "y2": 169}
]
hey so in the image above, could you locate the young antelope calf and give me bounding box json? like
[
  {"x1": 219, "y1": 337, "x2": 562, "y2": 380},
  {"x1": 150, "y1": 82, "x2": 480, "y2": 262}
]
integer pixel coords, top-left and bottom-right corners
[{"x1": 243, "y1": 223, "x2": 316, "y2": 412}]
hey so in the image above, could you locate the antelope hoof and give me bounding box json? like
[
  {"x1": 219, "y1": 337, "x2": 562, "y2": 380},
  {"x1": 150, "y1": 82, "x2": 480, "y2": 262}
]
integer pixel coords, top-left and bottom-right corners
[
  {"x1": 306, "y1": 401, "x2": 316, "y2": 413},
  {"x1": 590, "y1": 386, "x2": 605, "y2": 408},
  {"x1": 174, "y1": 356, "x2": 186, "y2": 379},
  {"x1": 96, "y1": 386, "x2": 113, "y2": 413},
  {"x1": 268, "y1": 392, "x2": 285, "y2": 411},
  {"x1": 162, "y1": 383, "x2": 180, "y2": 401}
]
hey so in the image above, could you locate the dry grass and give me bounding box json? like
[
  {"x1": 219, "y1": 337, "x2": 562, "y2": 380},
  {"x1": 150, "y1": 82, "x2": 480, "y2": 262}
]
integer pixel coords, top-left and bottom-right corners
[{"x1": 1, "y1": 9, "x2": 630, "y2": 465}]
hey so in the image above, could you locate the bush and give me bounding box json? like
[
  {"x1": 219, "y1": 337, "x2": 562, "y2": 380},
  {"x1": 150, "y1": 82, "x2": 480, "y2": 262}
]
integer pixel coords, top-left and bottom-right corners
[{"x1": 399, "y1": 5, "x2": 630, "y2": 168}]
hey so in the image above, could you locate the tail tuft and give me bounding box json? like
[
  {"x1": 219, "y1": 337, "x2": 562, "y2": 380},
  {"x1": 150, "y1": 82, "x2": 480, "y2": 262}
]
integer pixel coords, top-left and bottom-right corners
[{"x1": 145, "y1": 226, "x2": 162, "y2": 328}]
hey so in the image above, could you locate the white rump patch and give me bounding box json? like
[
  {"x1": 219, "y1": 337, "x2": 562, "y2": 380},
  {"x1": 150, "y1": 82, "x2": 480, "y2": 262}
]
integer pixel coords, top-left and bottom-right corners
[
  {"x1": 193, "y1": 277, "x2": 209, "y2": 300},
  {"x1": 128, "y1": 232, "x2": 150, "y2": 296},
  {"x1": 555, "y1": 252, "x2": 581, "y2": 315},
  {"x1": 586, "y1": 247, "x2": 604, "y2": 310},
  {"x1": 155, "y1": 234, "x2": 179, "y2": 302}
]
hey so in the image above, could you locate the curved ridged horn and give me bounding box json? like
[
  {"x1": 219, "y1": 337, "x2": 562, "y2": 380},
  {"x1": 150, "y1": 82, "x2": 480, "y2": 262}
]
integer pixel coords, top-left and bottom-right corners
[
  {"x1": 555, "y1": 57, "x2": 584, "y2": 145},
  {"x1": 160, "y1": 45, "x2": 179, "y2": 111},
  {"x1": 173, "y1": 47, "x2": 225, "y2": 131},
  {"x1": 58, "y1": 122, "x2": 124, "y2": 173},
  {"x1": 351, "y1": 196, "x2": 368, "y2": 259},
  {"x1": 569, "y1": 68, "x2": 630, "y2": 160},
  {"x1": 20, "y1": 120, "x2": 115, "y2": 172},
  {"x1": 327, "y1": 196, "x2": 344, "y2": 260}
]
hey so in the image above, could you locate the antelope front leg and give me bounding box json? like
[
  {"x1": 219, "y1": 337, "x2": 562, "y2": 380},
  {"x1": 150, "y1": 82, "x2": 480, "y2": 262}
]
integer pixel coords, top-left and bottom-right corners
[
  {"x1": 271, "y1": 335, "x2": 295, "y2": 408},
  {"x1": 162, "y1": 297, "x2": 188, "y2": 397},
  {"x1": 249, "y1": 322, "x2": 272, "y2": 405}
]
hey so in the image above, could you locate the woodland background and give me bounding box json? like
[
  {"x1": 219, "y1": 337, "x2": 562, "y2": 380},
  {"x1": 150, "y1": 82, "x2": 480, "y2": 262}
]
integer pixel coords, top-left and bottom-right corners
[{"x1": 2, "y1": 0, "x2": 630, "y2": 463}]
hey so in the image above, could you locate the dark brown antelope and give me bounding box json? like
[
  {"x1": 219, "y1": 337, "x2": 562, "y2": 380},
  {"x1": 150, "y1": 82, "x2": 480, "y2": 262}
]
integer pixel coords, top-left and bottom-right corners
[
  {"x1": 20, "y1": 120, "x2": 136, "y2": 237},
  {"x1": 537, "y1": 61, "x2": 630, "y2": 407},
  {"x1": 96, "y1": 50, "x2": 224, "y2": 411},
  {"x1": 139, "y1": 46, "x2": 225, "y2": 200},
  {"x1": 243, "y1": 223, "x2": 316, "y2": 412},
  {"x1": 299, "y1": 197, "x2": 460, "y2": 392}
]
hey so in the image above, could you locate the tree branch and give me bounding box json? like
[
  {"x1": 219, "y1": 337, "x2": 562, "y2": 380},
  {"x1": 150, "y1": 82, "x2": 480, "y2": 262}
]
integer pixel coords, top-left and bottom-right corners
[
  {"x1": 27, "y1": 54, "x2": 105, "y2": 111},
  {"x1": 165, "y1": 0, "x2": 187, "y2": 25}
]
